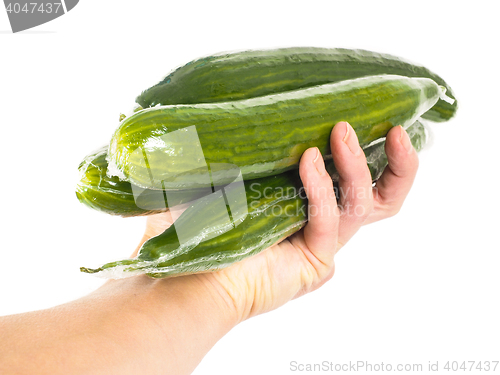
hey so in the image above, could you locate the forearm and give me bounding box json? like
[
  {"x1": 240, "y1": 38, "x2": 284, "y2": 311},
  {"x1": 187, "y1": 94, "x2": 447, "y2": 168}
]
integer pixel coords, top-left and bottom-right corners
[{"x1": 0, "y1": 274, "x2": 237, "y2": 375}]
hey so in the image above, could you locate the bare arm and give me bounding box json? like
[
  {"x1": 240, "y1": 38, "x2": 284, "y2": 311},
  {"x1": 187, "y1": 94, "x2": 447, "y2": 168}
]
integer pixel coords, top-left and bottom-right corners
[{"x1": 0, "y1": 273, "x2": 237, "y2": 375}]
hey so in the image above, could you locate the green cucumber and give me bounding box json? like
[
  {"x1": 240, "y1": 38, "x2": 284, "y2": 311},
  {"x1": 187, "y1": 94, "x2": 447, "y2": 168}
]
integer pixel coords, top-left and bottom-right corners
[
  {"x1": 81, "y1": 170, "x2": 306, "y2": 277},
  {"x1": 136, "y1": 47, "x2": 457, "y2": 123},
  {"x1": 109, "y1": 75, "x2": 443, "y2": 190},
  {"x1": 81, "y1": 120, "x2": 427, "y2": 278}
]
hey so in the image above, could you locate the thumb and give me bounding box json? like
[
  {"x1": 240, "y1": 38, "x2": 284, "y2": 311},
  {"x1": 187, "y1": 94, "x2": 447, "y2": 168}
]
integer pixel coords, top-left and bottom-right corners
[{"x1": 299, "y1": 147, "x2": 340, "y2": 267}]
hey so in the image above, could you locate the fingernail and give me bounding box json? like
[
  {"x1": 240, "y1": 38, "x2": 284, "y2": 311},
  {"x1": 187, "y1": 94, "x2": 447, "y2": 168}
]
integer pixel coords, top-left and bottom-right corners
[
  {"x1": 313, "y1": 147, "x2": 320, "y2": 163},
  {"x1": 342, "y1": 122, "x2": 362, "y2": 155},
  {"x1": 312, "y1": 147, "x2": 326, "y2": 175},
  {"x1": 399, "y1": 125, "x2": 413, "y2": 154}
]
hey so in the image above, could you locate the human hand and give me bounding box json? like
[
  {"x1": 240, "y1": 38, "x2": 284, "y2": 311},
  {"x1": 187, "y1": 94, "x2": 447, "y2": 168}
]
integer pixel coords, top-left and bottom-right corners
[{"x1": 132, "y1": 121, "x2": 419, "y2": 323}]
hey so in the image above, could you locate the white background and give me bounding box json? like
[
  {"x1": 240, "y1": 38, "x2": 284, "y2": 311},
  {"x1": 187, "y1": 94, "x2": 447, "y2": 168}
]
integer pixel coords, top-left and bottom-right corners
[{"x1": 1, "y1": 1, "x2": 499, "y2": 374}]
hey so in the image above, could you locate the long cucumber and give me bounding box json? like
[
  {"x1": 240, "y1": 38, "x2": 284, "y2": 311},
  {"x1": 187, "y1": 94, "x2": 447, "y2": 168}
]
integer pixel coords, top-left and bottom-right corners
[
  {"x1": 109, "y1": 75, "x2": 443, "y2": 190},
  {"x1": 136, "y1": 47, "x2": 457, "y2": 122}
]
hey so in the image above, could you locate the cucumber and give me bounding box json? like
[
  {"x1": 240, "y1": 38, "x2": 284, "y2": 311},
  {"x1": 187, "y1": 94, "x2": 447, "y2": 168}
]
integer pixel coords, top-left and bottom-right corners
[
  {"x1": 109, "y1": 75, "x2": 443, "y2": 190},
  {"x1": 136, "y1": 47, "x2": 457, "y2": 123},
  {"x1": 81, "y1": 169, "x2": 306, "y2": 277},
  {"x1": 81, "y1": 120, "x2": 427, "y2": 278}
]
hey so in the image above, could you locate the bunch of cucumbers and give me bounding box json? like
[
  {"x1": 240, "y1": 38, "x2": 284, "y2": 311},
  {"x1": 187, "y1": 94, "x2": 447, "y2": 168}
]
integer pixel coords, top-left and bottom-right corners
[{"x1": 77, "y1": 47, "x2": 456, "y2": 278}]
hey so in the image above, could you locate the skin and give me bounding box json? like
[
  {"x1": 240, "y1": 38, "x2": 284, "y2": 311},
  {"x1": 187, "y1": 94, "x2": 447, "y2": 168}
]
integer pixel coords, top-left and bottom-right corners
[{"x1": 0, "y1": 122, "x2": 418, "y2": 375}]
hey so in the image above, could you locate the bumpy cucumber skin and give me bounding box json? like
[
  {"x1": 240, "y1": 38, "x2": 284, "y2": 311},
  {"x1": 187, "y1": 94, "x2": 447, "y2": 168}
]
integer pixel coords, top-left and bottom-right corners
[
  {"x1": 81, "y1": 121, "x2": 427, "y2": 278},
  {"x1": 76, "y1": 146, "x2": 207, "y2": 217},
  {"x1": 136, "y1": 47, "x2": 457, "y2": 122},
  {"x1": 110, "y1": 75, "x2": 441, "y2": 190}
]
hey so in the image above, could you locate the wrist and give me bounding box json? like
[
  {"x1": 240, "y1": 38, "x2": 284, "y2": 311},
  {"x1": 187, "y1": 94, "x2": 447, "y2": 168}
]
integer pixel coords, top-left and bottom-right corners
[
  {"x1": 140, "y1": 273, "x2": 239, "y2": 334},
  {"x1": 94, "y1": 273, "x2": 238, "y2": 374}
]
